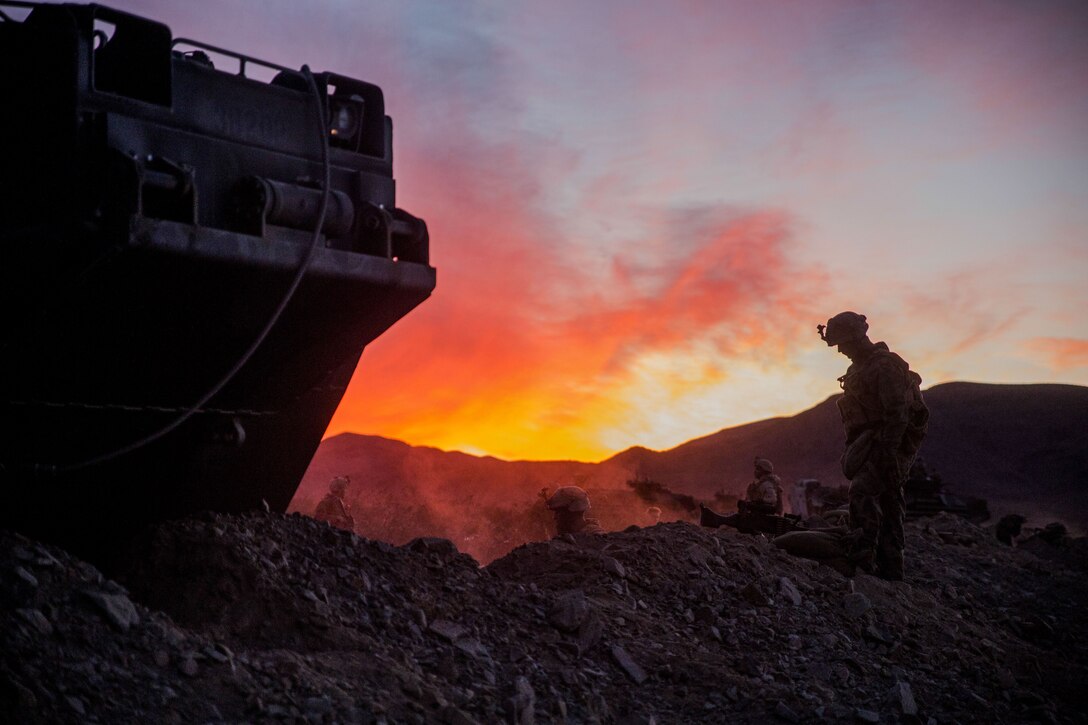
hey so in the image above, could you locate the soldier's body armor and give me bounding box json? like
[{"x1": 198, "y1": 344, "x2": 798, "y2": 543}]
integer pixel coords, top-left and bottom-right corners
[
  {"x1": 314, "y1": 494, "x2": 354, "y2": 531},
  {"x1": 837, "y1": 343, "x2": 926, "y2": 445}
]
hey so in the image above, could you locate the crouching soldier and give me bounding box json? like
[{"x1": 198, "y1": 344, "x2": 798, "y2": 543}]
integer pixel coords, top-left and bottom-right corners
[
  {"x1": 545, "y1": 486, "x2": 604, "y2": 535},
  {"x1": 700, "y1": 457, "x2": 801, "y2": 536},
  {"x1": 747, "y1": 457, "x2": 783, "y2": 515},
  {"x1": 314, "y1": 475, "x2": 356, "y2": 532}
]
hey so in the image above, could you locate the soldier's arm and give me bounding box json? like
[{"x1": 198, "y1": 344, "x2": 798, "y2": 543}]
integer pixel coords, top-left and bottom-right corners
[
  {"x1": 876, "y1": 359, "x2": 910, "y2": 448},
  {"x1": 757, "y1": 481, "x2": 778, "y2": 506}
]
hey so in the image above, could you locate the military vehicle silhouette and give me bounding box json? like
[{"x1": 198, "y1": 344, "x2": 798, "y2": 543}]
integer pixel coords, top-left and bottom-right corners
[{"x1": 0, "y1": 3, "x2": 435, "y2": 560}]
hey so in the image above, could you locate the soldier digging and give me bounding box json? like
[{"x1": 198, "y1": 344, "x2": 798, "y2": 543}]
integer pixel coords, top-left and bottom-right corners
[
  {"x1": 314, "y1": 476, "x2": 356, "y2": 532},
  {"x1": 819, "y1": 311, "x2": 929, "y2": 580}
]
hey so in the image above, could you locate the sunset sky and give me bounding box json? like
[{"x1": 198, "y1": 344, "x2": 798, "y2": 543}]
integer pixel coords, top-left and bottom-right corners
[{"x1": 99, "y1": 1, "x2": 1088, "y2": 461}]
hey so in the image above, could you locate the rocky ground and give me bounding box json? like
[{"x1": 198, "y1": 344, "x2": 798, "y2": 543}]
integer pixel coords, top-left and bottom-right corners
[{"x1": 2, "y1": 511, "x2": 1086, "y2": 724}]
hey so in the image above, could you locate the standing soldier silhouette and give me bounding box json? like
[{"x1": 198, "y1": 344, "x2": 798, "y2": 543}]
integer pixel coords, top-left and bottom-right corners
[{"x1": 819, "y1": 312, "x2": 929, "y2": 580}]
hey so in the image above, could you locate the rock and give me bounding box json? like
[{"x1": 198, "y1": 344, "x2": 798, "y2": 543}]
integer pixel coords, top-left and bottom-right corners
[
  {"x1": 82, "y1": 590, "x2": 141, "y2": 632},
  {"x1": 779, "y1": 577, "x2": 803, "y2": 606},
  {"x1": 430, "y1": 620, "x2": 468, "y2": 642},
  {"x1": 65, "y1": 696, "x2": 86, "y2": 716},
  {"x1": 600, "y1": 555, "x2": 626, "y2": 578},
  {"x1": 442, "y1": 705, "x2": 480, "y2": 725},
  {"x1": 576, "y1": 611, "x2": 604, "y2": 654},
  {"x1": 13, "y1": 566, "x2": 38, "y2": 587},
  {"x1": 775, "y1": 700, "x2": 800, "y2": 722},
  {"x1": 2, "y1": 499, "x2": 1086, "y2": 725},
  {"x1": 304, "y1": 696, "x2": 333, "y2": 716},
  {"x1": 888, "y1": 681, "x2": 917, "y2": 716},
  {"x1": 401, "y1": 676, "x2": 423, "y2": 698},
  {"x1": 611, "y1": 645, "x2": 648, "y2": 684},
  {"x1": 505, "y1": 676, "x2": 535, "y2": 725},
  {"x1": 855, "y1": 708, "x2": 880, "y2": 722},
  {"x1": 843, "y1": 592, "x2": 871, "y2": 618},
  {"x1": 547, "y1": 589, "x2": 590, "y2": 632},
  {"x1": 179, "y1": 656, "x2": 199, "y2": 677},
  {"x1": 996, "y1": 668, "x2": 1016, "y2": 689},
  {"x1": 204, "y1": 645, "x2": 229, "y2": 663},
  {"x1": 16, "y1": 608, "x2": 53, "y2": 635},
  {"x1": 864, "y1": 623, "x2": 894, "y2": 644},
  {"x1": 741, "y1": 579, "x2": 772, "y2": 607},
  {"x1": 454, "y1": 638, "x2": 491, "y2": 660},
  {"x1": 407, "y1": 537, "x2": 459, "y2": 557},
  {"x1": 694, "y1": 605, "x2": 717, "y2": 624}
]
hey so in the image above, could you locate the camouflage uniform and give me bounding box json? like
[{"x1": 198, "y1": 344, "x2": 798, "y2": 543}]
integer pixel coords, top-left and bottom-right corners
[
  {"x1": 314, "y1": 476, "x2": 355, "y2": 531},
  {"x1": 821, "y1": 312, "x2": 928, "y2": 580},
  {"x1": 545, "y1": 486, "x2": 604, "y2": 535},
  {"x1": 746, "y1": 458, "x2": 783, "y2": 515}
]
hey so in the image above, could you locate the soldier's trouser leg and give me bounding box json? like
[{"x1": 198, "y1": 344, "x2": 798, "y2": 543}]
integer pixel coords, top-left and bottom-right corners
[
  {"x1": 875, "y1": 446, "x2": 920, "y2": 580},
  {"x1": 875, "y1": 485, "x2": 905, "y2": 580},
  {"x1": 847, "y1": 460, "x2": 884, "y2": 572}
]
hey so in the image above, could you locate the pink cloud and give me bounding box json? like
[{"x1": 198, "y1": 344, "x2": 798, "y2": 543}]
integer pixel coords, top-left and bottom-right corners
[
  {"x1": 904, "y1": 269, "x2": 1031, "y2": 356},
  {"x1": 1027, "y1": 338, "x2": 1088, "y2": 371}
]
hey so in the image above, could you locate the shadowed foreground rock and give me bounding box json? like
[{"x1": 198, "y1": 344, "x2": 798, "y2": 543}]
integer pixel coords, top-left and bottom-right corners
[{"x1": 2, "y1": 512, "x2": 1086, "y2": 723}]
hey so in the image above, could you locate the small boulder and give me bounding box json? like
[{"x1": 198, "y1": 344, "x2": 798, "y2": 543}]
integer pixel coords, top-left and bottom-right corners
[
  {"x1": 778, "y1": 577, "x2": 803, "y2": 606},
  {"x1": 611, "y1": 645, "x2": 649, "y2": 684},
  {"x1": 888, "y1": 681, "x2": 918, "y2": 716},
  {"x1": 843, "y1": 592, "x2": 871, "y2": 618},
  {"x1": 548, "y1": 590, "x2": 590, "y2": 633},
  {"x1": 82, "y1": 590, "x2": 140, "y2": 632}
]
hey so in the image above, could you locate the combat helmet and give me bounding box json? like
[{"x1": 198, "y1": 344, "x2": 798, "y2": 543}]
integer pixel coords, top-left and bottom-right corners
[
  {"x1": 546, "y1": 486, "x2": 591, "y2": 512},
  {"x1": 818, "y1": 311, "x2": 869, "y2": 346},
  {"x1": 754, "y1": 457, "x2": 774, "y2": 475},
  {"x1": 329, "y1": 476, "x2": 349, "y2": 495}
]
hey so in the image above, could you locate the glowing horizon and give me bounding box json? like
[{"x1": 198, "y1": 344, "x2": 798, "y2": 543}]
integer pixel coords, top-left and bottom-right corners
[{"x1": 94, "y1": 1, "x2": 1088, "y2": 461}]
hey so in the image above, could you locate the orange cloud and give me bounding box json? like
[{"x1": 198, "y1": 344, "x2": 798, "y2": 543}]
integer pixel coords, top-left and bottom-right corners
[
  {"x1": 1027, "y1": 338, "x2": 1088, "y2": 371},
  {"x1": 328, "y1": 200, "x2": 825, "y2": 460}
]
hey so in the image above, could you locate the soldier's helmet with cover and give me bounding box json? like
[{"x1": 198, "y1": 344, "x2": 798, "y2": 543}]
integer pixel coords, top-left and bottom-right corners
[
  {"x1": 546, "y1": 486, "x2": 591, "y2": 512},
  {"x1": 754, "y1": 457, "x2": 774, "y2": 475},
  {"x1": 818, "y1": 311, "x2": 869, "y2": 346},
  {"x1": 329, "y1": 476, "x2": 349, "y2": 496}
]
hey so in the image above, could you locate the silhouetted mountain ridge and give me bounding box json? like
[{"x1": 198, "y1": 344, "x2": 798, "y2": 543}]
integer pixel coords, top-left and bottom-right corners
[{"x1": 293, "y1": 382, "x2": 1088, "y2": 541}]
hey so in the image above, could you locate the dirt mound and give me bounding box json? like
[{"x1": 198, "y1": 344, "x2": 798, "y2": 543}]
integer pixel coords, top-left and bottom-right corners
[{"x1": 3, "y1": 512, "x2": 1086, "y2": 723}]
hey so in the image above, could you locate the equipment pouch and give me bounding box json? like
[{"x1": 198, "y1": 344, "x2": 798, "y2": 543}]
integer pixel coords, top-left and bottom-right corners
[{"x1": 841, "y1": 429, "x2": 874, "y2": 479}]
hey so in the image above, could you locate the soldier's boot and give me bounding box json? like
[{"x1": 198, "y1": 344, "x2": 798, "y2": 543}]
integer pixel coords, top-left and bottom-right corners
[
  {"x1": 849, "y1": 549, "x2": 878, "y2": 575},
  {"x1": 842, "y1": 529, "x2": 878, "y2": 575},
  {"x1": 875, "y1": 546, "x2": 904, "y2": 581}
]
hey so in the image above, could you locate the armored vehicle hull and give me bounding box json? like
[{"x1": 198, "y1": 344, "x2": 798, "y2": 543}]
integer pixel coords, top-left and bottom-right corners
[{"x1": 0, "y1": 3, "x2": 435, "y2": 560}]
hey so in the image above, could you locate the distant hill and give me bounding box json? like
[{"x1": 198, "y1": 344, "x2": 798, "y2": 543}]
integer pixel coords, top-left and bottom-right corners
[
  {"x1": 606, "y1": 383, "x2": 1088, "y2": 529},
  {"x1": 291, "y1": 383, "x2": 1088, "y2": 555}
]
